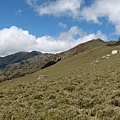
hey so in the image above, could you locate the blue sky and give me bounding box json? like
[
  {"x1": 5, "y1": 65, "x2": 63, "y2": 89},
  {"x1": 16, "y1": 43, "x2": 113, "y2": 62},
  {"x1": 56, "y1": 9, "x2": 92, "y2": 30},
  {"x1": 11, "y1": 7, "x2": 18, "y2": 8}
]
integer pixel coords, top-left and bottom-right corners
[{"x1": 0, "y1": 0, "x2": 120, "y2": 56}]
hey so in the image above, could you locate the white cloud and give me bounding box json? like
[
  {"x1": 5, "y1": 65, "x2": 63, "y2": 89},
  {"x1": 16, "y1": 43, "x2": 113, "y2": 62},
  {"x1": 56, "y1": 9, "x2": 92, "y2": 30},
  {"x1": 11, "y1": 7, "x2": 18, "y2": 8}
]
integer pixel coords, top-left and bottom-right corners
[
  {"x1": 58, "y1": 22, "x2": 67, "y2": 28},
  {"x1": 26, "y1": 0, "x2": 120, "y2": 35},
  {"x1": 15, "y1": 10, "x2": 23, "y2": 16},
  {"x1": 26, "y1": 0, "x2": 37, "y2": 7},
  {"x1": 0, "y1": 26, "x2": 37, "y2": 56},
  {"x1": 81, "y1": 0, "x2": 120, "y2": 34},
  {"x1": 0, "y1": 26, "x2": 107, "y2": 56},
  {"x1": 26, "y1": 0, "x2": 82, "y2": 19}
]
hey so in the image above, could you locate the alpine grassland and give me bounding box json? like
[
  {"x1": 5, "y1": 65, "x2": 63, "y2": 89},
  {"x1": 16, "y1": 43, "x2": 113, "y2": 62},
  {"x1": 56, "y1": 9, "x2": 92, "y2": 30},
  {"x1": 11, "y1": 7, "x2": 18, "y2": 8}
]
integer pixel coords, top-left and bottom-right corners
[{"x1": 0, "y1": 43, "x2": 120, "y2": 119}]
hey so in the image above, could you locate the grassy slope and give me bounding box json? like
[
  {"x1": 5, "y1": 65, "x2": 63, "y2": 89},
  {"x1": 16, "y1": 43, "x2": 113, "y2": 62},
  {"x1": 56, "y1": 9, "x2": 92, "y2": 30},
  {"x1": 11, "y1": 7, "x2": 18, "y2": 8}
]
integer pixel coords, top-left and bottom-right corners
[
  {"x1": 0, "y1": 46, "x2": 120, "y2": 120},
  {"x1": 0, "y1": 39, "x2": 106, "y2": 82}
]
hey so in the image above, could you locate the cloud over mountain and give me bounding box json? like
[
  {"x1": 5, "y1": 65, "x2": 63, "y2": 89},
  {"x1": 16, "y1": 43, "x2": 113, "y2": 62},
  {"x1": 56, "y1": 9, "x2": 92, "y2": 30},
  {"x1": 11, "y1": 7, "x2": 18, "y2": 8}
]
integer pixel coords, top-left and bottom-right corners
[
  {"x1": 0, "y1": 26, "x2": 37, "y2": 56},
  {"x1": 0, "y1": 26, "x2": 107, "y2": 56}
]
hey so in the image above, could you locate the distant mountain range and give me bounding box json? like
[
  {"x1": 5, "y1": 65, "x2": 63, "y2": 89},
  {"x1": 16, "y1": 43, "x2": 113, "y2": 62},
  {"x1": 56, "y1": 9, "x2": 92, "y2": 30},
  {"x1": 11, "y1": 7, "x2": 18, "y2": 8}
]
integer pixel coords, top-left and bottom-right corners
[{"x1": 0, "y1": 51, "x2": 52, "y2": 70}]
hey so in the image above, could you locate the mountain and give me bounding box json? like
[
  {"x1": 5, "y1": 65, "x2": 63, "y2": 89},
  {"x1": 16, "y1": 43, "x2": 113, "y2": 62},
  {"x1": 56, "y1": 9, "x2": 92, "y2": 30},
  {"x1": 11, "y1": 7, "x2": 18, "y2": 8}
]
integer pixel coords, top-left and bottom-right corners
[
  {"x1": 0, "y1": 38, "x2": 120, "y2": 82},
  {"x1": 59, "y1": 38, "x2": 106, "y2": 59},
  {"x1": 0, "y1": 51, "x2": 52, "y2": 70},
  {"x1": 0, "y1": 38, "x2": 120, "y2": 119}
]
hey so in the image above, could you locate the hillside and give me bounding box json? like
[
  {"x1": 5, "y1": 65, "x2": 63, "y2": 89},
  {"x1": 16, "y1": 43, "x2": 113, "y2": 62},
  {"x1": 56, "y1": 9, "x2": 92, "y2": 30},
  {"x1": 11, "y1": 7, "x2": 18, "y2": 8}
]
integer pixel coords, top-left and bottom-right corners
[
  {"x1": 0, "y1": 38, "x2": 119, "y2": 82},
  {"x1": 0, "y1": 38, "x2": 120, "y2": 119},
  {"x1": 0, "y1": 51, "x2": 52, "y2": 70},
  {"x1": 0, "y1": 38, "x2": 107, "y2": 82},
  {"x1": 0, "y1": 51, "x2": 51, "y2": 69}
]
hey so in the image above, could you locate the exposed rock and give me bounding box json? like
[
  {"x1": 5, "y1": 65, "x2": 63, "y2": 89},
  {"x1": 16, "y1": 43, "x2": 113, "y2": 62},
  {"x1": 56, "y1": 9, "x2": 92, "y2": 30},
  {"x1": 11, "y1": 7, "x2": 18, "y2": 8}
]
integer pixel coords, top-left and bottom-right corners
[
  {"x1": 111, "y1": 50, "x2": 118, "y2": 55},
  {"x1": 37, "y1": 75, "x2": 45, "y2": 80}
]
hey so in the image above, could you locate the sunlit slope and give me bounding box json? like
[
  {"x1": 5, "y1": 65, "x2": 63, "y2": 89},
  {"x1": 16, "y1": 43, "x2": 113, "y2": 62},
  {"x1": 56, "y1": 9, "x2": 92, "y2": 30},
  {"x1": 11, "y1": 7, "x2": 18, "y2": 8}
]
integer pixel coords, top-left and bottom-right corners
[{"x1": 0, "y1": 45, "x2": 120, "y2": 119}]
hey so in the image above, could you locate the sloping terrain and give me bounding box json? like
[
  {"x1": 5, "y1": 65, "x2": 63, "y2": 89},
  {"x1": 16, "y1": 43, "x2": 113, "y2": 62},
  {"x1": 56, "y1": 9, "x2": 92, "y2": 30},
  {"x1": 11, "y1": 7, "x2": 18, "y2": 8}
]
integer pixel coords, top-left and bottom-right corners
[
  {"x1": 0, "y1": 51, "x2": 52, "y2": 81},
  {"x1": 0, "y1": 38, "x2": 107, "y2": 82},
  {"x1": 0, "y1": 51, "x2": 52, "y2": 70},
  {"x1": 0, "y1": 40, "x2": 120, "y2": 119}
]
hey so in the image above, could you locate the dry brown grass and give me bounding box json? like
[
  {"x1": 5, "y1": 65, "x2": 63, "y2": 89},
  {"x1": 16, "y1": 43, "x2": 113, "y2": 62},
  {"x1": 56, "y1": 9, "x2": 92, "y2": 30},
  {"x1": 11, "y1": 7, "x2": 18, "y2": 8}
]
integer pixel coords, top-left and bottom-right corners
[{"x1": 0, "y1": 46, "x2": 120, "y2": 119}]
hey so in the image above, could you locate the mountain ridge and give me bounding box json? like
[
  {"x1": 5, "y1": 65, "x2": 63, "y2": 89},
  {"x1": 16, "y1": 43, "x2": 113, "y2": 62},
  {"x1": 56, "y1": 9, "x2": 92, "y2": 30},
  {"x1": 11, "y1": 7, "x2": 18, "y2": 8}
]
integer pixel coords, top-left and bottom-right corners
[
  {"x1": 0, "y1": 38, "x2": 120, "y2": 82},
  {"x1": 0, "y1": 51, "x2": 52, "y2": 70}
]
